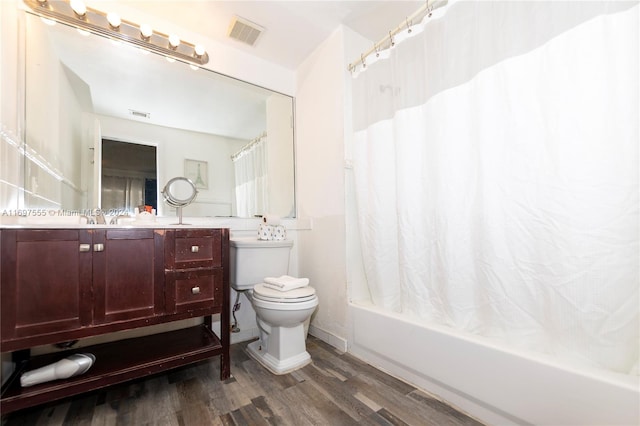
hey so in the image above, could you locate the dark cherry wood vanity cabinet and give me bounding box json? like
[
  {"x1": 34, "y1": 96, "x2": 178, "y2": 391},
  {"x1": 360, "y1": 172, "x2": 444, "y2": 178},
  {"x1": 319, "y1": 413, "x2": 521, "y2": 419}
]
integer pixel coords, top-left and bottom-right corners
[{"x1": 0, "y1": 227, "x2": 230, "y2": 414}]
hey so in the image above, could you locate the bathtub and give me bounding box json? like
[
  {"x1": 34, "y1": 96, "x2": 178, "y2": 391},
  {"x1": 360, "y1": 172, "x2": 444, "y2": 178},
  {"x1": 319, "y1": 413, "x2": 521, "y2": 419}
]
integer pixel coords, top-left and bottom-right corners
[{"x1": 348, "y1": 302, "x2": 639, "y2": 426}]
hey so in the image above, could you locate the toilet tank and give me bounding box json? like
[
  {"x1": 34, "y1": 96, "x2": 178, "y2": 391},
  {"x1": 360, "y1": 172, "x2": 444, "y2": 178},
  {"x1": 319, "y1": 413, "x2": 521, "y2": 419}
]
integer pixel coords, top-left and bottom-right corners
[{"x1": 229, "y1": 237, "x2": 294, "y2": 291}]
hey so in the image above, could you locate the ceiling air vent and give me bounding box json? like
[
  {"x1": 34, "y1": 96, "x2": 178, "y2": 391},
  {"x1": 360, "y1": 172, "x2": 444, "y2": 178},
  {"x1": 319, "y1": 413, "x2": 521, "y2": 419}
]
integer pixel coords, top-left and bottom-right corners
[
  {"x1": 227, "y1": 16, "x2": 264, "y2": 46},
  {"x1": 129, "y1": 109, "x2": 150, "y2": 119}
]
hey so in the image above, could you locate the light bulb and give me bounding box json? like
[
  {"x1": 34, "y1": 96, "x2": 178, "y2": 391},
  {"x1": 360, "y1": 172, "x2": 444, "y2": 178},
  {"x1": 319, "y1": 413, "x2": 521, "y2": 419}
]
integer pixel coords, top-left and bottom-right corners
[
  {"x1": 70, "y1": 0, "x2": 86, "y2": 17},
  {"x1": 107, "y1": 12, "x2": 121, "y2": 29},
  {"x1": 194, "y1": 44, "x2": 205, "y2": 57},
  {"x1": 140, "y1": 23, "x2": 152, "y2": 39},
  {"x1": 168, "y1": 34, "x2": 180, "y2": 49}
]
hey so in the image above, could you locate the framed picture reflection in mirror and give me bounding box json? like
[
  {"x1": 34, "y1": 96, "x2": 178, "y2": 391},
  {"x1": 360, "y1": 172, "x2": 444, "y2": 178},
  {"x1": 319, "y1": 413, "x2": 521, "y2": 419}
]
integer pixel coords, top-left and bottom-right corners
[{"x1": 184, "y1": 159, "x2": 208, "y2": 190}]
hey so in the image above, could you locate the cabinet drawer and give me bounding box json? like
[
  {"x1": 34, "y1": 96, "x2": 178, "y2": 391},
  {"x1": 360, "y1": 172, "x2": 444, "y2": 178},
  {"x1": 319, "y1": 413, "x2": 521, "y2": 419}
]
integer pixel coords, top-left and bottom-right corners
[
  {"x1": 166, "y1": 269, "x2": 223, "y2": 313},
  {"x1": 166, "y1": 230, "x2": 222, "y2": 269},
  {"x1": 175, "y1": 237, "x2": 215, "y2": 265}
]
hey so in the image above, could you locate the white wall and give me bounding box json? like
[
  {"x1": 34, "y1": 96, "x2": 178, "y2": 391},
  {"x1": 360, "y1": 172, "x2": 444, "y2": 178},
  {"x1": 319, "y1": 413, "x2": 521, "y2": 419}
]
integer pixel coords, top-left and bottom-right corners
[
  {"x1": 266, "y1": 94, "x2": 295, "y2": 217},
  {"x1": 295, "y1": 26, "x2": 368, "y2": 351},
  {"x1": 94, "y1": 114, "x2": 246, "y2": 217},
  {"x1": 21, "y1": 13, "x2": 85, "y2": 210}
]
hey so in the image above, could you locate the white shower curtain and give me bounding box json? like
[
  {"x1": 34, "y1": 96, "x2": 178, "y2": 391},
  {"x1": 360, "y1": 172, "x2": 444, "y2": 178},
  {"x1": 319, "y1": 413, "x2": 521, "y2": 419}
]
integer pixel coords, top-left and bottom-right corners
[
  {"x1": 352, "y1": 0, "x2": 638, "y2": 374},
  {"x1": 233, "y1": 135, "x2": 268, "y2": 217}
]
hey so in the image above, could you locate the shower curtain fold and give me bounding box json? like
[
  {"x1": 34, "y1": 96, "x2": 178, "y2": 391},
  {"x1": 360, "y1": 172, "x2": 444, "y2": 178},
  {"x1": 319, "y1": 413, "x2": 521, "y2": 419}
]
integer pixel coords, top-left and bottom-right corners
[
  {"x1": 351, "y1": 0, "x2": 638, "y2": 374},
  {"x1": 233, "y1": 135, "x2": 268, "y2": 217}
]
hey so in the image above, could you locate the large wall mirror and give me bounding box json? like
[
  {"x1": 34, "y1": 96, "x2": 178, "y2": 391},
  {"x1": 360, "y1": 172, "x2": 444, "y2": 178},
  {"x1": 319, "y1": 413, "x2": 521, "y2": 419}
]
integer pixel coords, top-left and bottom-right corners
[{"x1": 21, "y1": 11, "x2": 295, "y2": 218}]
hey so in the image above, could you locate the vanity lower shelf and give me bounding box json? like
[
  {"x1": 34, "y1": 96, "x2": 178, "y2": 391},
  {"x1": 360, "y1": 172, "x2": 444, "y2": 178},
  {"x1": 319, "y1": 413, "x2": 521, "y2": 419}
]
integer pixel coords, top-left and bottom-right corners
[{"x1": 1, "y1": 324, "x2": 222, "y2": 414}]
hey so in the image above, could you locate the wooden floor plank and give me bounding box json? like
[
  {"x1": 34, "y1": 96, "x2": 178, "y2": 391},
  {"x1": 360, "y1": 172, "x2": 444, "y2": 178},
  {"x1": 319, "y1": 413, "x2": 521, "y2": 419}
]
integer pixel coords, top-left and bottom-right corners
[
  {"x1": 374, "y1": 407, "x2": 411, "y2": 426},
  {"x1": 300, "y1": 363, "x2": 375, "y2": 422},
  {"x1": 36, "y1": 401, "x2": 71, "y2": 426},
  {"x1": 347, "y1": 374, "x2": 479, "y2": 426},
  {"x1": 205, "y1": 375, "x2": 253, "y2": 415},
  {"x1": 288, "y1": 381, "x2": 358, "y2": 426},
  {"x1": 249, "y1": 395, "x2": 280, "y2": 425},
  {"x1": 88, "y1": 401, "x2": 116, "y2": 426},
  {"x1": 146, "y1": 413, "x2": 181, "y2": 426},
  {"x1": 408, "y1": 389, "x2": 484, "y2": 426},
  {"x1": 177, "y1": 401, "x2": 216, "y2": 426},
  {"x1": 231, "y1": 403, "x2": 270, "y2": 426},
  {"x1": 2, "y1": 337, "x2": 485, "y2": 426},
  {"x1": 62, "y1": 393, "x2": 98, "y2": 425},
  {"x1": 358, "y1": 409, "x2": 404, "y2": 426}
]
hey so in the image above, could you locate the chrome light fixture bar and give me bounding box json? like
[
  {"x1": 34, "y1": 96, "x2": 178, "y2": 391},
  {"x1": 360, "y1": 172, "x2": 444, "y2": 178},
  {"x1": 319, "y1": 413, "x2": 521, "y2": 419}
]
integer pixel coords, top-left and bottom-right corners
[{"x1": 23, "y1": 0, "x2": 209, "y2": 66}]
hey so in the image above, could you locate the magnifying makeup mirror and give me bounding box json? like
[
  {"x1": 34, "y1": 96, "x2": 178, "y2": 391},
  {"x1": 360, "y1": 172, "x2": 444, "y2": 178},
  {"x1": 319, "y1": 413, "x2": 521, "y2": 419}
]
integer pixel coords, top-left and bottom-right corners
[{"x1": 162, "y1": 177, "x2": 198, "y2": 225}]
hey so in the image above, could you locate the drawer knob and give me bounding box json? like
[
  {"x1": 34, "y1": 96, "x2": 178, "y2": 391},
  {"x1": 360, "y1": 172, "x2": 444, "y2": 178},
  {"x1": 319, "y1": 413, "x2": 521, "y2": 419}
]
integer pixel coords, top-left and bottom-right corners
[
  {"x1": 191, "y1": 245, "x2": 199, "y2": 253},
  {"x1": 192, "y1": 286, "x2": 201, "y2": 295}
]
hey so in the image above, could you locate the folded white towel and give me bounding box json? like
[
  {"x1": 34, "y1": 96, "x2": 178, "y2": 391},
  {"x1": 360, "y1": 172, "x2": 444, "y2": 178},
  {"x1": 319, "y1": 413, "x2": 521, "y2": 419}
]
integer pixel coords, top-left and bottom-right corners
[{"x1": 263, "y1": 275, "x2": 309, "y2": 292}]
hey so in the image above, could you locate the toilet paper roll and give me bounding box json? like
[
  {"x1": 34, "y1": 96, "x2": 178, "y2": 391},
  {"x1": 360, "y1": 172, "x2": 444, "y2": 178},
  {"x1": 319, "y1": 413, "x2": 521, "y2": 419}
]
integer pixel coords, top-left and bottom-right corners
[
  {"x1": 262, "y1": 214, "x2": 281, "y2": 226},
  {"x1": 272, "y1": 225, "x2": 287, "y2": 241},
  {"x1": 258, "y1": 223, "x2": 274, "y2": 240}
]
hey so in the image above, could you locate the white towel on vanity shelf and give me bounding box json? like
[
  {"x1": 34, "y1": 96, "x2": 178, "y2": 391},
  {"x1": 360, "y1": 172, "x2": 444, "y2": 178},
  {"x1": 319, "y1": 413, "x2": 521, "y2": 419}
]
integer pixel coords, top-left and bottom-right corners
[{"x1": 263, "y1": 275, "x2": 309, "y2": 291}]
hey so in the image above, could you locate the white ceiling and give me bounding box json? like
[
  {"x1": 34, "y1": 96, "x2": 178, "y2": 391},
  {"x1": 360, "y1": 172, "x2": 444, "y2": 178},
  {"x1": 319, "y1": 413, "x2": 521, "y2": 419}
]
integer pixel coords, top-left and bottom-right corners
[{"x1": 103, "y1": 1, "x2": 424, "y2": 70}]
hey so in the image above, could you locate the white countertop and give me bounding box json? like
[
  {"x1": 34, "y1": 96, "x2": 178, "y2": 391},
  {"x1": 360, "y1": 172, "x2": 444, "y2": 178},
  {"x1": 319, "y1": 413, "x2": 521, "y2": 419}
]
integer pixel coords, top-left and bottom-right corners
[{"x1": 0, "y1": 215, "x2": 312, "y2": 231}]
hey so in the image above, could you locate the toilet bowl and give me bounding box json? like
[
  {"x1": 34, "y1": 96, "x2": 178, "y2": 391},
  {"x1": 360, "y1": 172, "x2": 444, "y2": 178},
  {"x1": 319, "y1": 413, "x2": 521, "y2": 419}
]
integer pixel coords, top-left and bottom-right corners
[
  {"x1": 229, "y1": 237, "x2": 319, "y2": 375},
  {"x1": 246, "y1": 284, "x2": 318, "y2": 374}
]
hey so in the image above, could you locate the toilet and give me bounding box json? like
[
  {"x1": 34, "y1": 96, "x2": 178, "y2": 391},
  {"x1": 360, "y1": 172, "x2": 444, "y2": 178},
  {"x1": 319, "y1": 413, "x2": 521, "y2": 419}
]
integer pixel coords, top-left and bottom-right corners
[{"x1": 230, "y1": 237, "x2": 318, "y2": 375}]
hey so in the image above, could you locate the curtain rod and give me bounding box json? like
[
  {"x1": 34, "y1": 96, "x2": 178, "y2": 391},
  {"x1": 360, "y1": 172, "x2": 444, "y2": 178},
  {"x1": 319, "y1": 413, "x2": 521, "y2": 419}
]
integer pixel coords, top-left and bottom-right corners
[
  {"x1": 231, "y1": 132, "x2": 267, "y2": 161},
  {"x1": 347, "y1": 0, "x2": 448, "y2": 72}
]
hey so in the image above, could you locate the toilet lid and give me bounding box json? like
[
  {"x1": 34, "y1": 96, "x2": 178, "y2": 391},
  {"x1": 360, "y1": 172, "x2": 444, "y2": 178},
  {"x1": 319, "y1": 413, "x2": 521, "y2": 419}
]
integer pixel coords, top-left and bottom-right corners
[{"x1": 253, "y1": 283, "x2": 316, "y2": 303}]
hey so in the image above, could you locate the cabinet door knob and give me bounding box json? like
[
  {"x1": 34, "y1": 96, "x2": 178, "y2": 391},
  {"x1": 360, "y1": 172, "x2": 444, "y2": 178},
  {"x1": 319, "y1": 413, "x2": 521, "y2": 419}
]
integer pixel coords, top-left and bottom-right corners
[
  {"x1": 191, "y1": 245, "x2": 199, "y2": 253},
  {"x1": 79, "y1": 244, "x2": 91, "y2": 252},
  {"x1": 93, "y1": 244, "x2": 105, "y2": 252},
  {"x1": 192, "y1": 286, "x2": 201, "y2": 295}
]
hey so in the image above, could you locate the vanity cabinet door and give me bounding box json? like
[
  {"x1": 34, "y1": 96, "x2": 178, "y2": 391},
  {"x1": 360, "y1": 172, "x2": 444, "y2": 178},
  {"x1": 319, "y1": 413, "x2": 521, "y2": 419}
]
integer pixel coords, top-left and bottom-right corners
[
  {"x1": 0, "y1": 229, "x2": 93, "y2": 345},
  {"x1": 92, "y1": 229, "x2": 165, "y2": 324}
]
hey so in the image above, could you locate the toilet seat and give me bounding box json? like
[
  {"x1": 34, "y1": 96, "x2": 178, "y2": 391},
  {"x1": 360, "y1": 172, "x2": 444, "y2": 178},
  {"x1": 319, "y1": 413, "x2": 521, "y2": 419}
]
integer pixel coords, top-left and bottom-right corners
[{"x1": 253, "y1": 283, "x2": 316, "y2": 303}]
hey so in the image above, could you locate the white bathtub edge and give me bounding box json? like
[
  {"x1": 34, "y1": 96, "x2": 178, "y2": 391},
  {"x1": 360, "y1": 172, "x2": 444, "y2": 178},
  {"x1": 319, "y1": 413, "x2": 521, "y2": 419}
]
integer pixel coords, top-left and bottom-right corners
[{"x1": 348, "y1": 302, "x2": 640, "y2": 426}]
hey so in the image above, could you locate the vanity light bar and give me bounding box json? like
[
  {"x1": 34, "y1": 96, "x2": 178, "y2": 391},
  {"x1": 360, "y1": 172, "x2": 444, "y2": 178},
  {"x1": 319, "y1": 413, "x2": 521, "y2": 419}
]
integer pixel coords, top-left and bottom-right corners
[{"x1": 23, "y1": 0, "x2": 209, "y2": 66}]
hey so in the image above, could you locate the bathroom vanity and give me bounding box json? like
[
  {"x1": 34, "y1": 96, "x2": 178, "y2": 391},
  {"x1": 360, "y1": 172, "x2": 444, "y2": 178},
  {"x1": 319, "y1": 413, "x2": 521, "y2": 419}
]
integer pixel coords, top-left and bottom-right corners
[{"x1": 0, "y1": 227, "x2": 230, "y2": 414}]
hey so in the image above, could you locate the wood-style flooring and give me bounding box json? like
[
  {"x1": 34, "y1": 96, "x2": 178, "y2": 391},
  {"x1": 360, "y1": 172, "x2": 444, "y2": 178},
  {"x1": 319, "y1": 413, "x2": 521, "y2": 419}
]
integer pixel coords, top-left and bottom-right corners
[{"x1": 2, "y1": 336, "x2": 484, "y2": 426}]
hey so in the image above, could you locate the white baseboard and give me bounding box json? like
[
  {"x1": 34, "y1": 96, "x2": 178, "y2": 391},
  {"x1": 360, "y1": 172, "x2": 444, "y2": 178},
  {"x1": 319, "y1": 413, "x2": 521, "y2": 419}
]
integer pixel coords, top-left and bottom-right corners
[{"x1": 308, "y1": 324, "x2": 348, "y2": 352}]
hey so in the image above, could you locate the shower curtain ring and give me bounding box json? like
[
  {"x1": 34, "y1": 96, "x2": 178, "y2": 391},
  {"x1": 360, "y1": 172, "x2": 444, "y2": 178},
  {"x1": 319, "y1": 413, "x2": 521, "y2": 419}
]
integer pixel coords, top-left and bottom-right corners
[
  {"x1": 406, "y1": 17, "x2": 412, "y2": 33},
  {"x1": 374, "y1": 43, "x2": 380, "y2": 57},
  {"x1": 361, "y1": 53, "x2": 366, "y2": 68},
  {"x1": 427, "y1": 0, "x2": 433, "y2": 17},
  {"x1": 389, "y1": 31, "x2": 395, "y2": 47}
]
